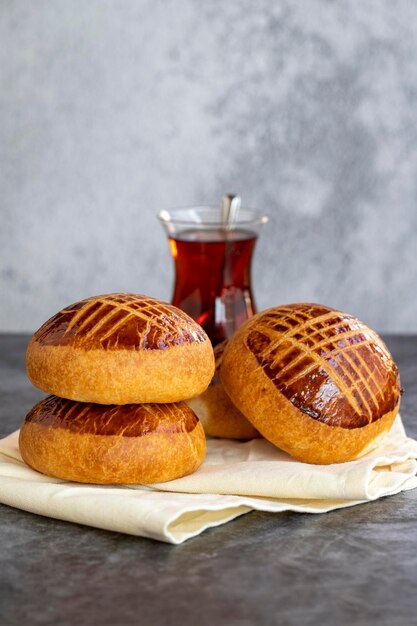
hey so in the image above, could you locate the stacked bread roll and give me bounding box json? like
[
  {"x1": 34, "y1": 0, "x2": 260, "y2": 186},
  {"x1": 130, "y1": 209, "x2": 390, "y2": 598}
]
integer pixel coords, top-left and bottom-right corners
[{"x1": 19, "y1": 293, "x2": 215, "y2": 484}]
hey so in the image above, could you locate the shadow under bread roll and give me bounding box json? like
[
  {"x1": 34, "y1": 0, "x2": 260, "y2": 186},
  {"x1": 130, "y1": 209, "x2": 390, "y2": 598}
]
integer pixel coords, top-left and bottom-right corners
[
  {"x1": 26, "y1": 293, "x2": 215, "y2": 405},
  {"x1": 19, "y1": 395, "x2": 206, "y2": 484},
  {"x1": 220, "y1": 303, "x2": 401, "y2": 464},
  {"x1": 187, "y1": 340, "x2": 261, "y2": 440}
]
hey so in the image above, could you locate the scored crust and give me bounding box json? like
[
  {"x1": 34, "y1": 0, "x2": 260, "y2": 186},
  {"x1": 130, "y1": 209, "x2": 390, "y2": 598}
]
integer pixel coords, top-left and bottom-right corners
[
  {"x1": 26, "y1": 293, "x2": 215, "y2": 404},
  {"x1": 220, "y1": 303, "x2": 401, "y2": 464},
  {"x1": 19, "y1": 395, "x2": 207, "y2": 484}
]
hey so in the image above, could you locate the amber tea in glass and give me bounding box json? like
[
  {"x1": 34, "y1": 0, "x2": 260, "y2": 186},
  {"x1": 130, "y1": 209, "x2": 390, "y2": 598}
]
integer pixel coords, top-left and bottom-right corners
[{"x1": 158, "y1": 206, "x2": 268, "y2": 346}]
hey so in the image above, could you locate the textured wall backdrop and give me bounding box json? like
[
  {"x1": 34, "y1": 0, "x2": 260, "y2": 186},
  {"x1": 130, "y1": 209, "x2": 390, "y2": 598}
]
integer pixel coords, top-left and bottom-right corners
[{"x1": 1, "y1": 0, "x2": 417, "y2": 332}]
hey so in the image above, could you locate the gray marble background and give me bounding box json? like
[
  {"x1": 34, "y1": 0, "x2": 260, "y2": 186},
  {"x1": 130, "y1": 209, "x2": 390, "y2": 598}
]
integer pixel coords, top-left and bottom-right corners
[{"x1": 1, "y1": 0, "x2": 417, "y2": 333}]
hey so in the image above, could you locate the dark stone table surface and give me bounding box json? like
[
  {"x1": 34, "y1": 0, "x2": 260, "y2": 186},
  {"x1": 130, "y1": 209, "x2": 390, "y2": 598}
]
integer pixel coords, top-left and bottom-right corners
[{"x1": 1, "y1": 334, "x2": 417, "y2": 626}]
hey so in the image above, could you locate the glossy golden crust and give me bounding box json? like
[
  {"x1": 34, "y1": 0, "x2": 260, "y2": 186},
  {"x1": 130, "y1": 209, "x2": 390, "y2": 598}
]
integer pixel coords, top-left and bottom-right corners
[
  {"x1": 32, "y1": 293, "x2": 208, "y2": 350},
  {"x1": 26, "y1": 293, "x2": 215, "y2": 404},
  {"x1": 220, "y1": 303, "x2": 401, "y2": 464},
  {"x1": 24, "y1": 395, "x2": 200, "y2": 435},
  {"x1": 187, "y1": 340, "x2": 260, "y2": 440},
  {"x1": 19, "y1": 396, "x2": 206, "y2": 484}
]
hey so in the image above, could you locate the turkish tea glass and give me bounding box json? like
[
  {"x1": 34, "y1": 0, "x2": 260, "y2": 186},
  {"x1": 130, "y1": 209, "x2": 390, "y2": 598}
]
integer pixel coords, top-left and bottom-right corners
[{"x1": 158, "y1": 206, "x2": 268, "y2": 346}]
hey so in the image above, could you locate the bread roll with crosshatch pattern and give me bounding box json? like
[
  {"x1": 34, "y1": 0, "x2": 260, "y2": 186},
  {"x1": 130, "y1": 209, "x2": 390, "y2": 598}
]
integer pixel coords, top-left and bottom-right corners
[
  {"x1": 187, "y1": 340, "x2": 261, "y2": 440},
  {"x1": 26, "y1": 293, "x2": 215, "y2": 405},
  {"x1": 220, "y1": 303, "x2": 401, "y2": 464},
  {"x1": 19, "y1": 395, "x2": 206, "y2": 484}
]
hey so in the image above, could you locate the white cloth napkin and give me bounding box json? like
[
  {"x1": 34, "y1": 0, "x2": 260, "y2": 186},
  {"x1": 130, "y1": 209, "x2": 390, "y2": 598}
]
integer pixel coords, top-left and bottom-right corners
[{"x1": 0, "y1": 416, "x2": 416, "y2": 544}]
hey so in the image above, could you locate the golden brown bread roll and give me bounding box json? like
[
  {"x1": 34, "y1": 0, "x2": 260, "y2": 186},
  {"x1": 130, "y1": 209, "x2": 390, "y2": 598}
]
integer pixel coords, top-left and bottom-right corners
[
  {"x1": 19, "y1": 395, "x2": 206, "y2": 484},
  {"x1": 26, "y1": 293, "x2": 215, "y2": 404},
  {"x1": 187, "y1": 341, "x2": 260, "y2": 440},
  {"x1": 220, "y1": 303, "x2": 401, "y2": 464}
]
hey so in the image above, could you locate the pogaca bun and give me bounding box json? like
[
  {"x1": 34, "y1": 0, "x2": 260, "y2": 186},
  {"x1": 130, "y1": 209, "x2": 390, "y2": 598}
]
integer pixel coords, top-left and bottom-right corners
[
  {"x1": 187, "y1": 340, "x2": 260, "y2": 440},
  {"x1": 19, "y1": 395, "x2": 206, "y2": 484},
  {"x1": 26, "y1": 293, "x2": 215, "y2": 405},
  {"x1": 220, "y1": 303, "x2": 401, "y2": 464}
]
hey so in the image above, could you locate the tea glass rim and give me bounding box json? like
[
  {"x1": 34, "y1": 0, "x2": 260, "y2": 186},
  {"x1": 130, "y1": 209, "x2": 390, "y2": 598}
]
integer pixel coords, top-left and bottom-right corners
[{"x1": 157, "y1": 205, "x2": 269, "y2": 228}]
